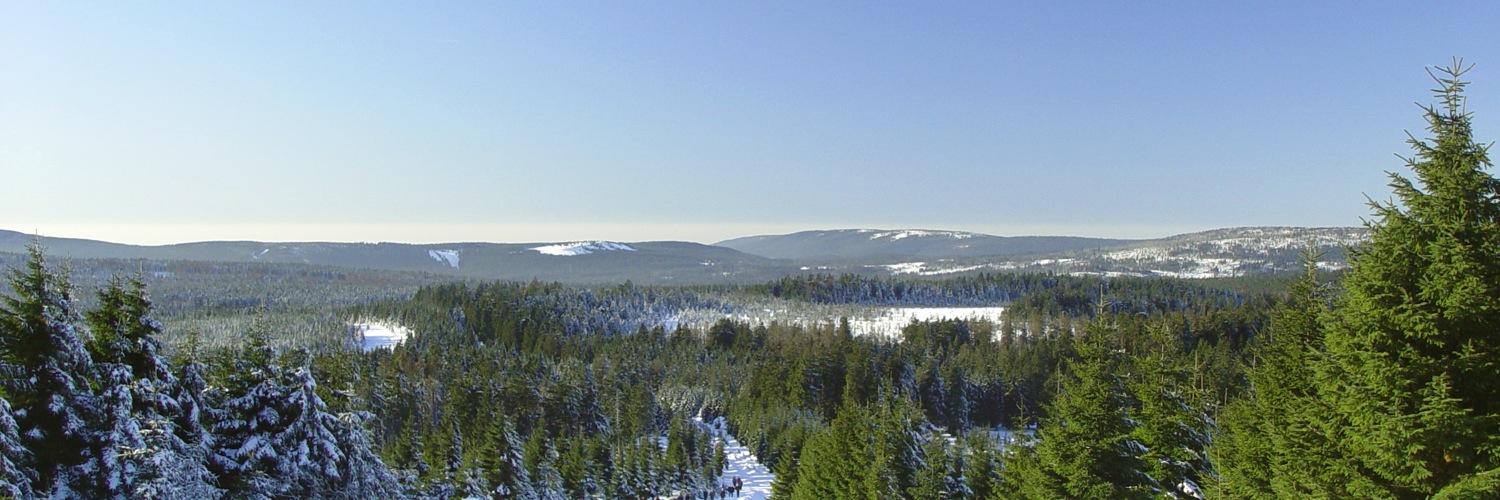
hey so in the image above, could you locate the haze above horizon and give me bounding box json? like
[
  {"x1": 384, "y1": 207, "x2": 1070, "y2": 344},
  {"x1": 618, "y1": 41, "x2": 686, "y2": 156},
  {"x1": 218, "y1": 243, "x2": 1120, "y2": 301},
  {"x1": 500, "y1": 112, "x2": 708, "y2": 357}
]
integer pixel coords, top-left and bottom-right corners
[{"x1": 4, "y1": 2, "x2": 1497, "y2": 245}]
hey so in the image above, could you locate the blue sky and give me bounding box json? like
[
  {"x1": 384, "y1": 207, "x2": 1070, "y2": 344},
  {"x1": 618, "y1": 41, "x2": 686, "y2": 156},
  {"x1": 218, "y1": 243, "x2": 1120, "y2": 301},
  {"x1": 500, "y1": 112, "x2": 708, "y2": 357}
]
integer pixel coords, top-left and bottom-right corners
[{"x1": 4, "y1": 2, "x2": 1498, "y2": 244}]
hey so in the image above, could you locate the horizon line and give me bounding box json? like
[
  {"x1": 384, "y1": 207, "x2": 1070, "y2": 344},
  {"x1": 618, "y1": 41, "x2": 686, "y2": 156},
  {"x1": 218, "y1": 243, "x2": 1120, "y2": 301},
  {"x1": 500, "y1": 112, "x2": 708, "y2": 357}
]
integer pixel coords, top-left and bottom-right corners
[{"x1": 4, "y1": 222, "x2": 1358, "y2": 247}]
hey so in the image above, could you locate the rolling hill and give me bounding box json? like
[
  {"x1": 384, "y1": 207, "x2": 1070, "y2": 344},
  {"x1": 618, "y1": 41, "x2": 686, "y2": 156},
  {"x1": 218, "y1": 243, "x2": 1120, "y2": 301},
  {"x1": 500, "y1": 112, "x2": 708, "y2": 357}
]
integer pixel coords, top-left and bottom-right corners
[
  {"x1": 715, "y1": 229, "x2": 1127, "y2": 260},
  {"x1": 0, "y1": 230, "x2": 796, "y2": 285},
  {"x1": 847, "y1": 226, "x2": 1369, "y2": 278},
  {"x1": 1, "y1": 226, "x2": 1368, "y2": 285}
]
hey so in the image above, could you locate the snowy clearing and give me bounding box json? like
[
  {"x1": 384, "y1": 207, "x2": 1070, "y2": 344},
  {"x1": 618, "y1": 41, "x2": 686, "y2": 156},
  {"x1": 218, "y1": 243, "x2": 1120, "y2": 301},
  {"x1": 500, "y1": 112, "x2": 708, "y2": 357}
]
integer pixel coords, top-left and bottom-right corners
[
  {"x1": 846, "y1": 307, "x2": 1006, "y2": 339},
  {"x1": 530, "y1": 241, "x2": 638, "y2": 256},
  {"x1": 705, "y1": 304, "x2": 1008, "y2": 342},
  {"x1": 427, "y1": 249, "x2": 460, "y2": 268},
  {"x1": 876, "y1": 261, "x2": 990, "y2": 276},
  {"x1": 352, "y1": 322, "x2": 410, "y2": 351}
]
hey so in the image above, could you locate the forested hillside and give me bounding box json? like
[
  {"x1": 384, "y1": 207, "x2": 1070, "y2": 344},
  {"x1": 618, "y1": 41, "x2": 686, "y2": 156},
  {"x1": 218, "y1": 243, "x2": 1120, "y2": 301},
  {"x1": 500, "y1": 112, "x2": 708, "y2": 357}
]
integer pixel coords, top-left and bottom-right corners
[{"x1": 4, "y1": 64, "x2": 1499, "y2": 499}]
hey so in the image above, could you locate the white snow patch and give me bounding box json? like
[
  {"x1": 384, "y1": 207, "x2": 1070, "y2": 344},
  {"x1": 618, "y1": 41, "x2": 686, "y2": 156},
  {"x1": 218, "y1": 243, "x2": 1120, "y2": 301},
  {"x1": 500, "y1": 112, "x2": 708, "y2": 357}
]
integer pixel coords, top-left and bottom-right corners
[
  {"x1": 427, "y1": 249, "x2": 460, "y2": 268},
  {"x1": 352, "y1": 322, "x2": 411, "y2": 351},
  {"x1": 868, "y1": 229, "x2": 975, "y2": 241},
  {"x1": 529, "y1": 241, "x2": 637, "y2": 256},
  {"x1": 1316, "y1": 260, "x2": 1347, "y2": 271},
  {"x1": 877, "y1": 261, "x2": 991, "y2": 276},
  {"x1": 881, "y1": 262, "x2": 927, "y2": 274},
  {"x1": 846, "y1": 307, "x2": 1007, "y2": 339},
  {"x1": 1031, "y1": 258, "x2": 1075, "y2": 266}
]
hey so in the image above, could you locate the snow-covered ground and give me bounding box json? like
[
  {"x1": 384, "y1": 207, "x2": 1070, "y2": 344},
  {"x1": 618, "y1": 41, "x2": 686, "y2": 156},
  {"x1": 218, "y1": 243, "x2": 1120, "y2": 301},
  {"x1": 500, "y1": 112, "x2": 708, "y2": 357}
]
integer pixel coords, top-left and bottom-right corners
[
  {"x1": 693, "y1": 304, "x2": 1007, "y2": 342},
  {"x1": 352, "y1": 322, "x2": 410, "y2": 351},
  {"x1": 876, "y1": 261, "x2": 989, "y2": 276},
  {"x1": 846, "y1": 307, "x2": 1007, "y2": 339},
  {"x1": 865, "y1": 229, "x2": 976, "y2": 241},
  {"x1": 530, "y1": 241, "x2": 637, "y2": 256},
  {"x1": 427, "y1": 249, "x2": 460, "y2": 268},
  {"x1": 704, "y1": 417, "x2": 774, "y2": 499}
]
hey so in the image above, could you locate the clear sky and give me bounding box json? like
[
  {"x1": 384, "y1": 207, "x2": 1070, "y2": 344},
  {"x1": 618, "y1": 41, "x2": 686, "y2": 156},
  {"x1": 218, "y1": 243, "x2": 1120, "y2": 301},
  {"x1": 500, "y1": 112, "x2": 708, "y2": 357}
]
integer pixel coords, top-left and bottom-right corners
[{"x1": 4, "y1": 2, "x2": 1498, "y2": 245}]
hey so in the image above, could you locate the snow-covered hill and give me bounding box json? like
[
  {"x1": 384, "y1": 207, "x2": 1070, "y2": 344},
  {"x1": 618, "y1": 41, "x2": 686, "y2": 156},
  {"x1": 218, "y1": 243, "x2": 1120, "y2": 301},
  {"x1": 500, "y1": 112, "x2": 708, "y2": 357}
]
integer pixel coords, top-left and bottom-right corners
[
  {"x1": 716, "y1": 228, "x2": 1126, "y2": 260},
  {"x1": 867, "y1": 226, "x2": 1369, "y2": 278},
  {"x1": 529, "y1": 241, "x2": 637, "y2": 256}
]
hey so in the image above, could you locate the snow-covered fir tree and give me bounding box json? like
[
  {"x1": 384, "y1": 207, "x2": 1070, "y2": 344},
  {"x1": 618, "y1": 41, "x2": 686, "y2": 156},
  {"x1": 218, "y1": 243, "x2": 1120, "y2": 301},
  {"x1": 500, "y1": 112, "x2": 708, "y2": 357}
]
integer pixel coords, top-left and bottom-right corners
[
  {"x1": 0, "y1": 395, "x2": 36, "y2": 499},
  {"x1": 205, "y1": 328, "x2": 293, "y2": 497},
  {"x1": 0, "y1": 244, "x2": 103, "y2": 496},
  {"x1": 479, "y1": 418, "x2": 533, "y2": 499},
  {"x1": 522, "y1": 427, "x2": 566, "y2": 500}
]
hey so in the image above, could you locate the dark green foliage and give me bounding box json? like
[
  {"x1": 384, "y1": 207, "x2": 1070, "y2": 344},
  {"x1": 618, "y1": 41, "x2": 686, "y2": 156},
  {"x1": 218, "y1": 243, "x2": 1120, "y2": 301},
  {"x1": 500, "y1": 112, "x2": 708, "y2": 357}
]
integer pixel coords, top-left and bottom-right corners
[
  {"x1": 1213, "y1": 263, "x2": 1368, "y2": 497},
  {"x1": 1001, "y1": 325, "x2": 1157, "y2": 499},
  {"x1": 1126, "y1": 319, "x2": 1215, "y2": 497},
  {"x1": 0, "y1": 244, "x2": 99, "y2": 493},
  {"x1": 785, "y1": 396, "x2": 936, "y2": 500},
  {"x1": 1210, "y1": 62, "x2": 1500, "y2": 498},
  {"x1": 1315, "y1": 61, "x2": 1500, "y2": 497}
]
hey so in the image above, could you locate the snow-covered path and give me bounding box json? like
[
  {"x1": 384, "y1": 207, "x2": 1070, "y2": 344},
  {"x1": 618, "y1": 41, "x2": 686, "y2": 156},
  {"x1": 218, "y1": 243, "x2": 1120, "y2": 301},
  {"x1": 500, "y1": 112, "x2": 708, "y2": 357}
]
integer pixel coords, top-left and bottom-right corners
[{"x1": 704, "y1": 417, "x2": 775, "y2": 499}]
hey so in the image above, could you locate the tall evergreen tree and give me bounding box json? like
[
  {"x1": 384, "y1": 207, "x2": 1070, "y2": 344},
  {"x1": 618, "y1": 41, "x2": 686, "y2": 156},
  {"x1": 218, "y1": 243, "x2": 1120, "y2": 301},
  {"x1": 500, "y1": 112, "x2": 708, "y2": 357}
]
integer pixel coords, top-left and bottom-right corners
[
  {"x1": 522, "y1": 426, "x2": 565, "y2": 499},
  {"x1": 0, "y1": 244, "x2": 101, "y2": 494},
  {"x1": 205, "y1": 328, "x2": 290, "y2": 496},
  {"x1": 1128, "y1": 322, "x2": 1215, "y2": 498},
  {"x1": 1318, "y1": 61, "x2": 1500, "y2": 497},
  {"x1": 480, "y1": 417, "x2": 533, "y2": 498},
  {"x1": 1214, "y1": 261, "x2": 1369, "y2": 497},
  {"x1": 172, "y1": 333, "x2": 213, "y2": 445},
  {"x1": 86, "y1": 277, "x2": 219, "y2": 498},
  {"x1": 86, "y1": 277, "x2": 173, "y2": 388},
  {"x1": 788, "y1": 404, "x2": 873, "y2": 500},
  {"x1": 1001, "y1": 324, "x2": 1156, "y2": 499},
  {"x1": 273, "y1": 362, "x2": 352, "y2": 496}
]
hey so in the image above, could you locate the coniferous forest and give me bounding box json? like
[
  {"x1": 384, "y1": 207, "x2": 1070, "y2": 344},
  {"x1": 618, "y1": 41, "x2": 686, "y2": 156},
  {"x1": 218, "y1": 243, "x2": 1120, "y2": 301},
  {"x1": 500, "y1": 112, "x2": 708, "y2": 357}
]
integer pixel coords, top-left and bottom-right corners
[{"x1": 4, "y1": 65, "x2": 1500, "y2": 499}]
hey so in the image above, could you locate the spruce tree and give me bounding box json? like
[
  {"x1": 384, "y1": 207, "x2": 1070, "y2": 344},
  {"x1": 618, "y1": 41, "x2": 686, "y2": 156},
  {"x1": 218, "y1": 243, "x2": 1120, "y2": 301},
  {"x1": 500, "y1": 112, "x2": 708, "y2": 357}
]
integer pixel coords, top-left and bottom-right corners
[
  {"x1": 86, "y1": 277, "x2": 174, "y2": 388},
  {"x1": 964, "y1": 432, "x2": 1001, "y2": 500},
  {"x1": 522, "y1": 426, "x2": 565, "y2": 499},
  {"x1": 273, "y1": 362, "x2": 351, "y2": 496},
  {"x1": 480, "y1": 417, "x2": 533, "y2": 498},
  {"x1": 0, "y1": 244, "x2": 101, "y2": 494},
  {"x1": 1128, "y1": 323, "x2": 1214, "y2": 497},
  {"x1": 1214, "y1": 261, "x2": 1369, "y2": 497},
  {"x1": 1319, "y1": 60, "x2": 1500, "y2": 497},
  {"x1": 85, "y1": 277, "x2": 219, "y2": 498},
  {"x1": 870, "y1": 394, "x2": 927, "y2": 499},
  {"x1": 788, "y1": 404, "x2": 873, "y2": 500},
  {"x1": 205, "y1": 328, "x2": 290, "y2": 497},
  {"x1": 1001, "y1": 324, "x2": 1155, "y2": 499}
]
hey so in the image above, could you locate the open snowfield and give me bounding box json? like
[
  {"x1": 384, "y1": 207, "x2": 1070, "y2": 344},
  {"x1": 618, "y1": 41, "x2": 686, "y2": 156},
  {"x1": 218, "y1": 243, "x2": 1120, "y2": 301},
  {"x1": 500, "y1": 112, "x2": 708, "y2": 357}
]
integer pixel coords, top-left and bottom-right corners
[
  {"x1": 846, "y1": 307, "x2": 1006, "y2": 339},
  {"x1": 427, "y1": 249, "x2": 460, "y2": 268},
  {"x1": 353, "y1": 322, "x2": 410, "y2": 351},
  {"x1": 529, "y1": 241, "x2": 637, "y2": 256},
  {"x1": 692, "y1": 304, "x2": 1007, "y2": 342}
]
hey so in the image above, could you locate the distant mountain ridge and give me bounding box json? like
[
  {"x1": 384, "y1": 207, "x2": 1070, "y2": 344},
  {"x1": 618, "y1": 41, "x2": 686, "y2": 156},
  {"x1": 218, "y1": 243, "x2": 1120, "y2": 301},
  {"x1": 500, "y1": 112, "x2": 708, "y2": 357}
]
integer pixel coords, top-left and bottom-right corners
[
  {"x1": 855, "y1": 226, "x2": 1369, "y2": 279},
  {"x1": 1, "y1": 226, "x2": 1368, "y2": 284},
  {"x1": 715, "y1": 229, "x2": 1128, "y2": 260},
  {"x1": 0, "y1": 230, "x2": 793, "y2": 285}
]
